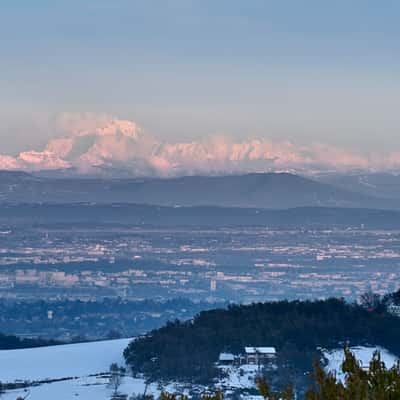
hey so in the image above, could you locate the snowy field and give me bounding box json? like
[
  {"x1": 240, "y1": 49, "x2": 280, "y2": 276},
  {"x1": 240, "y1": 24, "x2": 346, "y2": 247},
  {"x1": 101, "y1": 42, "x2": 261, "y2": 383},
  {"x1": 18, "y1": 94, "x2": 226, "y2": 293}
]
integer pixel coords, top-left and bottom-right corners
[
  {"x1": 0, "y1": 338, "x2": 161, "y2": 400},
  {"x1": 323, "y1": 346, "x2": 399, "y2": 382},
  {"x1": 0, "y1": 338, "x2": 131, "y2": 382}
]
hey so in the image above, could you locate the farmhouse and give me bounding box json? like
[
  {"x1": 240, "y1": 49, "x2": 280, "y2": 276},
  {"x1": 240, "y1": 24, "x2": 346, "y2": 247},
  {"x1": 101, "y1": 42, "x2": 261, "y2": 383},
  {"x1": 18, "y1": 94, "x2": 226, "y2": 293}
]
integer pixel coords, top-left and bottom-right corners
[
  {"x1": 244, "y1": 347, "x2": 276, "y2": 364},
  {"x1": 218, "y1": 347, "x2": 276, "y2": 366}
]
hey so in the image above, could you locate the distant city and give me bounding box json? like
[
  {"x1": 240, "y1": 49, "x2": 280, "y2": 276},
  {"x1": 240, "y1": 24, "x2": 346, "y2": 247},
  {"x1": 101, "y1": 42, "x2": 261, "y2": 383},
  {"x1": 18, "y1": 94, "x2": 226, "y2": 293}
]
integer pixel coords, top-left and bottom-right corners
[{"x1": 0, "y1": 225, "x2": 398, "y2": 303}]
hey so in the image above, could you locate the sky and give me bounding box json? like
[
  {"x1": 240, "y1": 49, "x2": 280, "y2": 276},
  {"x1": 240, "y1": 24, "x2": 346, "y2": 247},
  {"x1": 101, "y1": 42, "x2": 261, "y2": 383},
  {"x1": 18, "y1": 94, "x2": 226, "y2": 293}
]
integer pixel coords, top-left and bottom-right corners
[{"x1": 0, "y1": 1, "x2": 400, "y2": 175}]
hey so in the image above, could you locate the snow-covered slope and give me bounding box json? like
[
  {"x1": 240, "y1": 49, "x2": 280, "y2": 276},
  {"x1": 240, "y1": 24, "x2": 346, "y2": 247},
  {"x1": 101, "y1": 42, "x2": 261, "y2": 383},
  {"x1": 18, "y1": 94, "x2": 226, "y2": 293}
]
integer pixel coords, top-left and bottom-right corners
[
  {"x1": 217, "y1": 364, "x2": 265, "y2": 390},
  {"x1": 0, "y1": 338, "x2": 131, "y2": 382},
  {"x1": 2, "y1": 376, "x2": 154, "y2": 400},
  {"x1": 0, "y1": 338, "x2": 161, "y2": 400}
]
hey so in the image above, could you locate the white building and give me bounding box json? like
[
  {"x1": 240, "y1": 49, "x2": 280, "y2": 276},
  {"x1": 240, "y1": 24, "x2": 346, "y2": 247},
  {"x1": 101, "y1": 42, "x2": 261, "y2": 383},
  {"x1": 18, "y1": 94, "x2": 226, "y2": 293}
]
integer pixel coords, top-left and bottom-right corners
[
  {"x1": 218, "y1": 347, "x2": 277, "y2": 366},
  {"x1": 245, "y1": 347, "x2": 276, "y2": 364}
]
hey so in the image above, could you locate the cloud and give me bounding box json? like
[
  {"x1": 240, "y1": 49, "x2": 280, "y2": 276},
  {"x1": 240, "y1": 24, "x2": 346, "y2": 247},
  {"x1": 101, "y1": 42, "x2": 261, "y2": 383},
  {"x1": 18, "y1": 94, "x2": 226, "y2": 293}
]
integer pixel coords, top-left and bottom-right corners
[{"x1": 0, "y1": 112, "x2": 397, "y2": 176}]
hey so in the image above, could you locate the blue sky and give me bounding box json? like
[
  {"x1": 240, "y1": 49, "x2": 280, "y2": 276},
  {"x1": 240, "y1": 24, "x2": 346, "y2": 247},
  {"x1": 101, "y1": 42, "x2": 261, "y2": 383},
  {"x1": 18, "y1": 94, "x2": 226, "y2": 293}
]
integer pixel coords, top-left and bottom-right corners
[{"x1": 1, "y1": 0, "x2": 400, "y2": 155}]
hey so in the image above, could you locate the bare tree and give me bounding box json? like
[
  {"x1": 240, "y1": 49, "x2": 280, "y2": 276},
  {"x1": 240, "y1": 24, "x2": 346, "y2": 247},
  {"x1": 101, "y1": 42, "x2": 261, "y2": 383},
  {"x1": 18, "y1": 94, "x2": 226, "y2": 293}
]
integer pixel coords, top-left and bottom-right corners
[{"x1": 108, "y1": 363, "x2": 123, "y2": 398}]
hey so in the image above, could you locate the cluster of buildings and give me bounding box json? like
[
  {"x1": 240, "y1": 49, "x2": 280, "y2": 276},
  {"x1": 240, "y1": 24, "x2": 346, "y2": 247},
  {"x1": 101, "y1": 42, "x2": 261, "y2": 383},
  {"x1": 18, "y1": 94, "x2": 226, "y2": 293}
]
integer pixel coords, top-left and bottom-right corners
[
  {"x1": 218, "y1": 346, "x2": 276, "y2": 366},
  {"x1": 387, "y1": 303, "x2": 400, "y2": 317},
  {"x1": 0, "y1": 268, "x2": 154, "y2": 289},
  {"x1": 2, "y1": 227, "x2": 400, "y2": 302}
]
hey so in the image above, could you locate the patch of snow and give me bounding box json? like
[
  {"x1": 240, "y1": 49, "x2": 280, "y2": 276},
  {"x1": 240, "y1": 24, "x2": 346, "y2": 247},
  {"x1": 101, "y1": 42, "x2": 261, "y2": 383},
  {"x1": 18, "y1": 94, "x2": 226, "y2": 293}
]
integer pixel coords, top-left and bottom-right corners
[
  {"x1": 323, "y1": 346, "x2": 399, "y2": 382},
  {"x1": 216, "y1": 364, "x2": 266, "y2": 389}
]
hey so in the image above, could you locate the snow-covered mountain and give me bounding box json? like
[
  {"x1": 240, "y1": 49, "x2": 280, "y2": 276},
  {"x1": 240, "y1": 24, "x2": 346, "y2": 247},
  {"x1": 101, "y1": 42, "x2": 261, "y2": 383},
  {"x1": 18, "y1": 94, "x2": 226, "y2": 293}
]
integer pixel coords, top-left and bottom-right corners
[{"x1": 3, "y1": 113, "x2": 400, "y2": 178}]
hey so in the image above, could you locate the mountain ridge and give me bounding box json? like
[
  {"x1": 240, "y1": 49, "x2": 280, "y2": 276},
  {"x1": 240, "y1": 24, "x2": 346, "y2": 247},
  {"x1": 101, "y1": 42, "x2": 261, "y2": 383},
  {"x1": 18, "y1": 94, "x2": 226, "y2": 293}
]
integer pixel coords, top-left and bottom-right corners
[
  {"x1": 2, "y1": 203, "x2": 400, "y2": 228},
  {"x1": 0, "y1": 171, "x2": 397, "y2": 209}
]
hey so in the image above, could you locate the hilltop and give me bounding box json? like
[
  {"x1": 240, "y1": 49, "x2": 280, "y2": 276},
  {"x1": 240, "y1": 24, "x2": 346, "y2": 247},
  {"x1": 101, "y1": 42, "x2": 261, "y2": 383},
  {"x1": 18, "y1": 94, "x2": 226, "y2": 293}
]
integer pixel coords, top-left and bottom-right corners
[{"x1": 124, "y1": 298, "x2": 400, "y2": 383}]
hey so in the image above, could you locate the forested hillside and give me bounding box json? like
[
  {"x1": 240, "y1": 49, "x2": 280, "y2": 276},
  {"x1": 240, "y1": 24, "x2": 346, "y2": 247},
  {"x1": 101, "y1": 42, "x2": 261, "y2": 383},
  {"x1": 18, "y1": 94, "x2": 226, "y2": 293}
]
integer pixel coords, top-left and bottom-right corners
[{"x1": 124, "y1": 298, "x2": 400, "y2": 383}]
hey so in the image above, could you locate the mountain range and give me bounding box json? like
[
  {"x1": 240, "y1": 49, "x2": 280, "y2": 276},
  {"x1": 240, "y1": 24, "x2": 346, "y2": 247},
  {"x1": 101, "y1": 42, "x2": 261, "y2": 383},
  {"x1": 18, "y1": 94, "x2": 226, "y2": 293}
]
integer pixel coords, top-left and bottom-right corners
[
  {"x1": 3, "y1": 114, "x2": 400, "y2": 177},
  {"x1": 0, "y1": 171, "x2": 400, "y2": 209},
  {"x1": 0, "y1": 170, "x2": 398, "y2": 210},
  {"x1": 314, "y1": 172, "x2": 400, "y2": 199}
]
